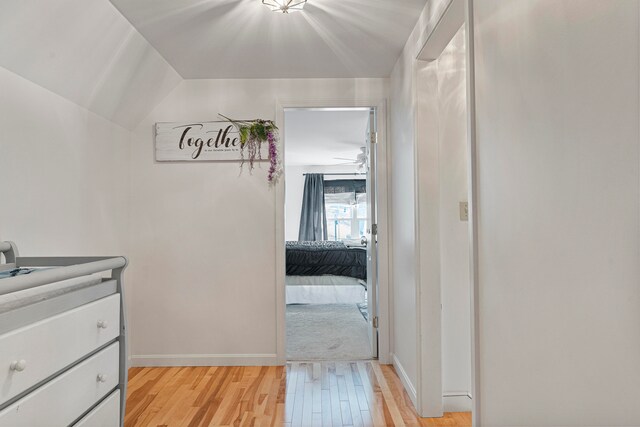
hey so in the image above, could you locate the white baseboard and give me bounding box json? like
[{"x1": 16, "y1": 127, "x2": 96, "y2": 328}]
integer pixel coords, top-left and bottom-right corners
[
  {"x1": 443, "y1": 392, "x2": 472, "y2": 412},
  {"x1": 130, "y1": 353, "x2": 280, "y2": 367},
  {"x1": 391, "y1": 353, "x2": 418, "y2": 409}
]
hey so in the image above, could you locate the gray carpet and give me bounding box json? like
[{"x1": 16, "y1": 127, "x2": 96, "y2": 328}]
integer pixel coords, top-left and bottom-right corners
[{"x1": 286, "y1": 304, "x2": 371, "y2": 360}]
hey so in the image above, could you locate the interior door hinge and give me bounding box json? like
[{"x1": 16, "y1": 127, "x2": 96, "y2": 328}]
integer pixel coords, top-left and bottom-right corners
[
  {"x1": 371, "y1": 224, "x2": 378, "y2": 235},
  {"x1": 372, "y1": 316, "x2": 379, "y2": 329},
  {"x1": 370, "y1": 132, "x2": 377, "y2": 145}
]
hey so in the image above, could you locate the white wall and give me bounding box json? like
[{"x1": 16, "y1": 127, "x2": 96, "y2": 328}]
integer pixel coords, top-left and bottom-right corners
[
  {"x1": 0, "y1": 0, "x2": 181, "y2": 130},
  {"x1": 0, "y1": 65, "x2": 130, "y2": 256},
  {"x1": 389, "y1": 0, "x2": 454, "y2": 415},
  {"x1": 284, "y1": 164, "x2": 361, "y2": 241},
  {"x1": 389, "y1": 45, "x2": 419, "y2": 406},
  {"x1": 0, "y1": 0, "x2": 182, "y2": 365},
  {"x1": 128, "y1": 78, "x2": 388, "y2": 366},
  {"x1": 473, "y1": 1, "x2": 640, "y2": 425}
]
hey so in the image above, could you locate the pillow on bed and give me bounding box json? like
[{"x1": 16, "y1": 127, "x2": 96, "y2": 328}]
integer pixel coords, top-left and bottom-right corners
[
  {"x1": 286, "y1": 241, "x2": 346, "y2": 249},
  {"x1": 342, "y1": 239, "x2": 365, "y2": 247}
]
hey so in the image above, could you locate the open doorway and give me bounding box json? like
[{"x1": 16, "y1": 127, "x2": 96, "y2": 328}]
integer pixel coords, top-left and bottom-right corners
[
  {"x1": 283, "y1": 107, "x2": 378, "y2": 361},
  {"x1": 414, "y1": 0, "x2": 475, "y2": 419}
]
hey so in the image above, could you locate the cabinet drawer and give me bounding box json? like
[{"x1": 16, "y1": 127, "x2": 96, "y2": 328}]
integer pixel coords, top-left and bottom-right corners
[
  {"x1": 74, "y1": 389, "x2": 120, "y2": 427},
  {"x1": 0, "y1": 294, "x2": 120, "y2": 405},
  {"x1": 0, "y1": 342, "x2": 119, "y2": 427}
]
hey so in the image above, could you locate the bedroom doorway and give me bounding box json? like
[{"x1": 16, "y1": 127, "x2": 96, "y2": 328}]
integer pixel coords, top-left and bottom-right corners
[{"x1": 282, "y1": 107, "x2": 379, "y2": 361}]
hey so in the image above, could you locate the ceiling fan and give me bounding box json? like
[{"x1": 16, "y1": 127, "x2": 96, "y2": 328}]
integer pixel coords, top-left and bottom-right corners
[{"x1": 332, "y1": 147, "x2": 367, "y2": 170}]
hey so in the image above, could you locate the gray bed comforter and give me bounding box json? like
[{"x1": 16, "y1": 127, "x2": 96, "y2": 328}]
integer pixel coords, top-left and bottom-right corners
[{"x1": 285, "y1": 241, "x2": 367, "y2": 280}]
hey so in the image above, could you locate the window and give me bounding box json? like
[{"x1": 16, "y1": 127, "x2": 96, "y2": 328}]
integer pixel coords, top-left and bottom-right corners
[{"x1": 324, "y1": 180, "x2": 367, "y2": 241}]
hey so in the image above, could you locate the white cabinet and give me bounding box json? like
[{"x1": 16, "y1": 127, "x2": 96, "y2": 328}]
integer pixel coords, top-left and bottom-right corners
[
  {"x1": 0, "y1": 243, "x2": 128, "y2": 427},
  {"x1": 0, "y1": 294, "x2": 120, "y2": 405},
  {"x1": 0, "y1": 343, "x2": 119, "y2": 427}
]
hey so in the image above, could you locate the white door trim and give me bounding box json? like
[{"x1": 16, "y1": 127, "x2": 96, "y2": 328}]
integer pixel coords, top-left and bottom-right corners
[
  {"x1": 464, "y1": 0, "x2": 481, "y2": 424},
  {"x1": 274, "y1": 98, "x2": 391, "y2": 365}
]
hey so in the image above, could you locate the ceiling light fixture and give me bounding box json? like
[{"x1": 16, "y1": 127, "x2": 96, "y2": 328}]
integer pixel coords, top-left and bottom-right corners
[{"x1": 262, "y1": 0, "x2": 307, "y2": 13}]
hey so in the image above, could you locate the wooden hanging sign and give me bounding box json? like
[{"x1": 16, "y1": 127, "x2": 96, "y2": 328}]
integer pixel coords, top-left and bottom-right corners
[{"x1": 155, "y1": 121, "x2": 267, "y2": 162}]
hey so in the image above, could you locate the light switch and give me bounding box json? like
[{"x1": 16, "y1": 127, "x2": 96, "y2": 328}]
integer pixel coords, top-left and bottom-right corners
[{"x1": 460, "y1": 202, "x2": 469, "y2": 221}]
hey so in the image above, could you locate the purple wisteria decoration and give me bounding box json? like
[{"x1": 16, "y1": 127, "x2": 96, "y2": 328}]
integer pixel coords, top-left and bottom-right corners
[
  {"x1": 219, "y1": 114, "x2": 283, "y2": 185},
  {"x1": 267, "y1": 130, "x2": 280, "y2": 184}
]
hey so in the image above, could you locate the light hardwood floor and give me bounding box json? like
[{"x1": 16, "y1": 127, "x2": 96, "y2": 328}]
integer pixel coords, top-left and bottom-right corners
[{"x1": 125, "y1": 361, "x2": 471, "y2": 427}]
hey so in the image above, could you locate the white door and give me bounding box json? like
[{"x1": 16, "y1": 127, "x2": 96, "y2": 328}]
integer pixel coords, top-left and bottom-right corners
[{"x1": 365, "y1": 108, "x2": 378, "y2": 358}]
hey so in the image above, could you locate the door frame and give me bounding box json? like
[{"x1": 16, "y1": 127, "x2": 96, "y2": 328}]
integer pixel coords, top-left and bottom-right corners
[
  {"x1": 365, "y1": 106, "x2": 379, "y2": 358},
  {"x1": 274, "y1": 98, "x2": 390, "y2": 365}
]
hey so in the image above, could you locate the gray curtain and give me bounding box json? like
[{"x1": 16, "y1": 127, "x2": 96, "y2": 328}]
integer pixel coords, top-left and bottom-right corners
[{"x1": 298, "y1": 174, "x2": 327, "y2": 241}]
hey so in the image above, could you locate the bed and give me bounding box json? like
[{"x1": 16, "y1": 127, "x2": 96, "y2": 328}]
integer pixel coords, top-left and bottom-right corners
[{"x1": 286, "y1": 241, "x2": 367, "y2": 304}]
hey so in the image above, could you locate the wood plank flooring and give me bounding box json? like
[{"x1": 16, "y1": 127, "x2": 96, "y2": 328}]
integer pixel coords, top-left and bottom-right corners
[{"x1": 125, "y1": 362, "x2": 471, "y2": 427}]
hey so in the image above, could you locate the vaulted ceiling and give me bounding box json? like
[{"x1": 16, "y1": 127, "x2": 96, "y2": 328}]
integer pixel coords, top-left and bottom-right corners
[
  {"x1": 0, "y1": 0, "x2": 182, "y2": 130},
  {"x1": 109, "y1": 0, "x2": 428, "y2": 78},
  {"x1": 0, "y1": 0, "x2": 425, "y2": 130}
]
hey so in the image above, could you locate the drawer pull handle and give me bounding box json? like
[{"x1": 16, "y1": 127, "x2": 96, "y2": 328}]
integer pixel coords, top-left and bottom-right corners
[
  {"x1": 97, "y1": 320, "x2": 109, "y2": 329},
  {"x1": 9, "y1": 360, "x2": 27, "y2": 372},
  {"x1": 97, "y1": 374, "x2": 108, "y2": 383}
]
